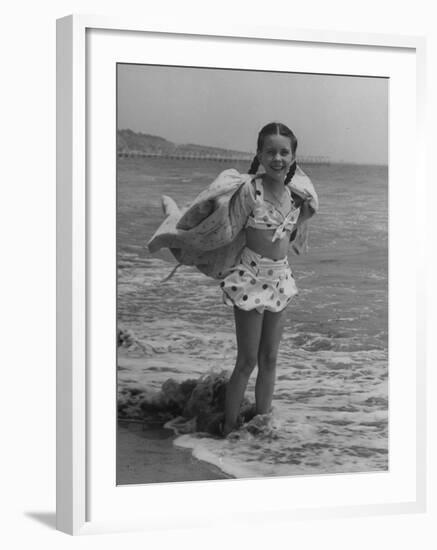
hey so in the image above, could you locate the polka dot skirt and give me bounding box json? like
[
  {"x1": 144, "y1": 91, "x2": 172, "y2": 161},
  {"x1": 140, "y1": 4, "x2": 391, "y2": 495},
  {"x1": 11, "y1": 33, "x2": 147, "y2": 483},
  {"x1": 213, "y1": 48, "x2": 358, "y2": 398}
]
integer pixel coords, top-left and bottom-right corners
[{"x1": 221, "y1": 247, "x2": 298, "y2": 313}]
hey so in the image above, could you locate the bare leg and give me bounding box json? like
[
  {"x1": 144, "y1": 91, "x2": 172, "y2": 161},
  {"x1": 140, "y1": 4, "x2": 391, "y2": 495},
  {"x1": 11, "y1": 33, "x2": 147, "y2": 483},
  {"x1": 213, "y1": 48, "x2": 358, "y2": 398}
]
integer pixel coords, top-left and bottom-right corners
[
  {"x1": 255, "y1": 309, "x2": 286, "y2": 415},
  {"x1": 223, "y1": 307, "x2": 264, "y2": 435}
]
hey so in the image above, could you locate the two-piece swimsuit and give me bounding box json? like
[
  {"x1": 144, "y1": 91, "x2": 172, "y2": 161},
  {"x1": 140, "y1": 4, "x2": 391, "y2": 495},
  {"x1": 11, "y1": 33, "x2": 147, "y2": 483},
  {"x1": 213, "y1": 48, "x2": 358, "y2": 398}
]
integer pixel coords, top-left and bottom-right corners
[{"x1": 221, "y1": 177, "x2": 300, "y2": 313}]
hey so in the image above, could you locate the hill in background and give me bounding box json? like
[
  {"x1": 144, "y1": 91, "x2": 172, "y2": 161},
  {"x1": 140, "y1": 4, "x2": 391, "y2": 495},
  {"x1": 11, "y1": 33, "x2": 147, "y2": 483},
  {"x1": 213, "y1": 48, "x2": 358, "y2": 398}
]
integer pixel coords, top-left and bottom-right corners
[{"x1": 117, "y1": 129, "x2": 252, "y2": 159}]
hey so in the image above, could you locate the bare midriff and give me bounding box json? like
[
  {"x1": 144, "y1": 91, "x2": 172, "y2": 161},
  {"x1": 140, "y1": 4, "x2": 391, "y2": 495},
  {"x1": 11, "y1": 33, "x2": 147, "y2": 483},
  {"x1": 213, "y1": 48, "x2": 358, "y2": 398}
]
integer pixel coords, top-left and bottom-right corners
[{"x1": 245, "y1": 226, "x2": 291, "y2": 260}]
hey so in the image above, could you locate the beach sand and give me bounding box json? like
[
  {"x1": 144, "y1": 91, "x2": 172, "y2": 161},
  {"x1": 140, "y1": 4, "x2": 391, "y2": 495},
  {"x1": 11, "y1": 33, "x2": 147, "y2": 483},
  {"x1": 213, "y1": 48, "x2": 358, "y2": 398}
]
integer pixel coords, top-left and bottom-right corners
[{"x1": 116, "y1": 420, "x2": 232, "y2": 485}]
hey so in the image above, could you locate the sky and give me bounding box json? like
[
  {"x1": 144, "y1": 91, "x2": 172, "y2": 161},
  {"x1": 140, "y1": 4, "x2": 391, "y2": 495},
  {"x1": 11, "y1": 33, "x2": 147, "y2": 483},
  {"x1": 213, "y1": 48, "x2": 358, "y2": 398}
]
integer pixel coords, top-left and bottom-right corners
[{"x1": 117, "y1": 64, "x2": 388, "y2": 165}]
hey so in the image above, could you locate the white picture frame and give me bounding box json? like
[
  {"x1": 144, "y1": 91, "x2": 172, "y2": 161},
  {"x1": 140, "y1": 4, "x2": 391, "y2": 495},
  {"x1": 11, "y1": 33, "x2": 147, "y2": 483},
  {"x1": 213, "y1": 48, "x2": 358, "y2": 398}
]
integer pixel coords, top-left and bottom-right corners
[{"x1": 56, "y1": 14, "x2": 427, "y2": 535}]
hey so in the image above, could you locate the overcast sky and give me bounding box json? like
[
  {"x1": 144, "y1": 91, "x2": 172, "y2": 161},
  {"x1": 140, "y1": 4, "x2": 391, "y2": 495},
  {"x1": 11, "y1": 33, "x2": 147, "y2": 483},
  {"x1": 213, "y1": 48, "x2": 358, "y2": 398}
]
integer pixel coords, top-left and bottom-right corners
[{"x1": 117, "y1": 64, "x2": 388, "y2": 165}]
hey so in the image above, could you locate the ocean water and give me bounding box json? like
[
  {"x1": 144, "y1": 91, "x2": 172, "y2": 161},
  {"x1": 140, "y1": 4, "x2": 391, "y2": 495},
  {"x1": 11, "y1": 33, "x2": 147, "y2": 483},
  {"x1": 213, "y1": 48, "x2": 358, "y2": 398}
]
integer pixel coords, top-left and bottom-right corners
[{"x1": 117, "y1": 157, "x2": 388, "y2": 478}]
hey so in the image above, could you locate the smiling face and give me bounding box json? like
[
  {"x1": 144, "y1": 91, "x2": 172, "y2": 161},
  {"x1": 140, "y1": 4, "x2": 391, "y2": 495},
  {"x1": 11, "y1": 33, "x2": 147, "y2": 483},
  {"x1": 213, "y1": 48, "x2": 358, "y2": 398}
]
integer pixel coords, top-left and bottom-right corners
[{"x1": 257, "y1": 134, "x2": 294, "y2": 184}]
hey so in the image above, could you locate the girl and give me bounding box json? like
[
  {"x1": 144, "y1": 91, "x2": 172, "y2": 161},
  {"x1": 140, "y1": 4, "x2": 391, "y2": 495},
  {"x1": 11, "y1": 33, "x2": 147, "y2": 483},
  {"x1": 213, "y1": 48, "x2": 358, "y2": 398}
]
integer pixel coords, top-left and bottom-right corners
[
  {"x1": 220, "y1": 122, "x2": 316, "y2": 435},
  {"x1": 148, "y1": 122, "x2": 318, "y2": 436}
]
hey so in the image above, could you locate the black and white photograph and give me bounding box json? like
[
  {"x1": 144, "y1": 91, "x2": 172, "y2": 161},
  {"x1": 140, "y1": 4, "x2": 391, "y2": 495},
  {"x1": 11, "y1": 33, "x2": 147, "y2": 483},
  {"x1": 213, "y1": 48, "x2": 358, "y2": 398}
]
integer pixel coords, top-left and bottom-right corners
[
  {"x1": 116, "y1": 63, "x2": 388, "y2": 485},
  {"x1": 3, "y1": 0, "x2": 434, "y2": 543}
]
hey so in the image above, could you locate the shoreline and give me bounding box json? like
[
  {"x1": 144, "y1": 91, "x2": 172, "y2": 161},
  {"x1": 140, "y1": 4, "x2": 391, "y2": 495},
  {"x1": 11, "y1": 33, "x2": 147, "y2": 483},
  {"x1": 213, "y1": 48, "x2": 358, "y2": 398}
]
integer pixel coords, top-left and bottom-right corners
[{"x1": 116, "y1": 420, "x2": 232, "y2": 485}]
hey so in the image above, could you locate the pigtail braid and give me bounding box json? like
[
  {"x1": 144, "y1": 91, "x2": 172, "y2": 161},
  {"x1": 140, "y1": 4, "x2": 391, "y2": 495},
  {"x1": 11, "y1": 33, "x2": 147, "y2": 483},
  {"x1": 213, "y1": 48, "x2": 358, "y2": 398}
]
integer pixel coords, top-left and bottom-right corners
[
  {"x1": 248, "y1": 155, "x2": 260, "y2": 175},
  {"x1": 284, "y1": 160, "x2": 297, "y2": 185}
]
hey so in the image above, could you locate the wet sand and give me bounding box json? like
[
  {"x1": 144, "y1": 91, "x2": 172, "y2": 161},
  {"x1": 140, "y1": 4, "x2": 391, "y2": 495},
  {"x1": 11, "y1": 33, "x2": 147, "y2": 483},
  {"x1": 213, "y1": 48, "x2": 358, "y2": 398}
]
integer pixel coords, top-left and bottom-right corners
[{"x1": 116, "y1": 421, "x2": 232, "y2": 485}]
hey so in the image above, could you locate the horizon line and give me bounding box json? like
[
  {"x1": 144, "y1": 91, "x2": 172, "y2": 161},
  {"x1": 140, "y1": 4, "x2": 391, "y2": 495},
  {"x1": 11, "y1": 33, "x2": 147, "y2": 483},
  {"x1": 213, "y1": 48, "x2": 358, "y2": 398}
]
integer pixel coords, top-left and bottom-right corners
[{"x1": 117, "y1": 128, "x2": 387, "y2": 167}]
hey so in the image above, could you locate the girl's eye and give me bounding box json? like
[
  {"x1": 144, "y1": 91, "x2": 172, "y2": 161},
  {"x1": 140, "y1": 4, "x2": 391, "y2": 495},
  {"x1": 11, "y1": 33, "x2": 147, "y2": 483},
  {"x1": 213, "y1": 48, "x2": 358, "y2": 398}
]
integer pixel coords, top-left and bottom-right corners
[
  {"x1": 266, "y1": 150, "x2": 290, "y2": 155},
  {"x1": 266, "y1": 149, "x2": 290, "y2": 156}
]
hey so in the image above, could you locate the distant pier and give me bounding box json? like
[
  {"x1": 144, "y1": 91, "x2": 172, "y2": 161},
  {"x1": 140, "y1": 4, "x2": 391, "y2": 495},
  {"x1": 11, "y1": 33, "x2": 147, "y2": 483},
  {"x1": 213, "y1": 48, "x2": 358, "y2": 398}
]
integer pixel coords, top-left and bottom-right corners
[
  {"x1": 117, "y1": 150, "x2": 251, "y2": 162},
  {"x1": 117, "y1": 150, "x2": 331, "y2": 164}
]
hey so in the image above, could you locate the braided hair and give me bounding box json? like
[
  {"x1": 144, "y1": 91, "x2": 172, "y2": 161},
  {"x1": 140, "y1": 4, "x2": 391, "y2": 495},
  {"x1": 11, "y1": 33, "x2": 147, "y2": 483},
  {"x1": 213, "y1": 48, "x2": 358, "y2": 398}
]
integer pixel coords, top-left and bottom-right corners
[
  {"x1": 247, "y1": 155, "x2": 260, "y2": 175},
  {"x1": 248, "y1": 122, "x2": 298, "y2": 187}
]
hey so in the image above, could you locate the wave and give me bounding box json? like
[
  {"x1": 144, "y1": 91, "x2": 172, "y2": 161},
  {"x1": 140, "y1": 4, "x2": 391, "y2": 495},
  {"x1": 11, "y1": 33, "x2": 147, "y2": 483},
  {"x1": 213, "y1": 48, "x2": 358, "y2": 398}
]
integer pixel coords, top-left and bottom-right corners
[
  {"x1": 173, "y1": 409, "x2": 388, "y2": 479},
  {"x1": 117, "y1": 327, "x2": 157, "y2": 356},
  {"x1": 118, "y1": 366, "x2": 289, "y2": 443},
  {"x1": 117, "y1": 345, "x2": 388, "y2": 479},
  {"x1": 118, "y1": 369, "x2": 259, "y2": 435}
]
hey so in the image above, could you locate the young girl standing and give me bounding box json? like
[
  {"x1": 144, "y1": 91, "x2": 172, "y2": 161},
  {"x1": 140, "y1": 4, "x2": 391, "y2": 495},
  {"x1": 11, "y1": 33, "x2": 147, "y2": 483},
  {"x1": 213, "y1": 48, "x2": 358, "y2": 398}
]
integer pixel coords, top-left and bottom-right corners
[
  {"x1": 148, "y1": 122, "x2": 318, "y2": 436},
  {"x1": 220, "y1": 122, "x2": 316, "y2": 435}
]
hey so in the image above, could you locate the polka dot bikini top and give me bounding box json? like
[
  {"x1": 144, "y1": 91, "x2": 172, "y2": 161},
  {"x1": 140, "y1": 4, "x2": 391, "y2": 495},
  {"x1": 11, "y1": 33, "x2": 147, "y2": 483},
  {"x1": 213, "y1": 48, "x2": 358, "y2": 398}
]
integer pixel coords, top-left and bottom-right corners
[{"x1": 245, "y1": 177, "x2": 301, "y2": 242}]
